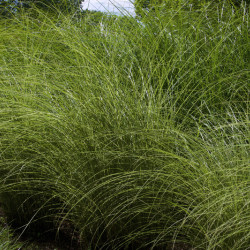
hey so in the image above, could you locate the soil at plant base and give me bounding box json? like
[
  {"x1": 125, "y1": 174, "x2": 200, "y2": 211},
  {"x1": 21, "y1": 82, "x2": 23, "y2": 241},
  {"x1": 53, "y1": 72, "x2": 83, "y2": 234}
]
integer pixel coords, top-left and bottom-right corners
[
  {"x1": 22, "y1": 235, "x2": 79, "y2": 250},
  {"x1": 14, "y1": 222, "x2": 82, "y2": 250}
]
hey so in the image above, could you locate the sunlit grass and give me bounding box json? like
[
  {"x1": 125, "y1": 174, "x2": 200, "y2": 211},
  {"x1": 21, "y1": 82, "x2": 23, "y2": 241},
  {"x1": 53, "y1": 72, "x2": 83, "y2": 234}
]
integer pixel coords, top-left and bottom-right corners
[{"x1": 0, "y1": 2, "x2": 249, "y2": 249}]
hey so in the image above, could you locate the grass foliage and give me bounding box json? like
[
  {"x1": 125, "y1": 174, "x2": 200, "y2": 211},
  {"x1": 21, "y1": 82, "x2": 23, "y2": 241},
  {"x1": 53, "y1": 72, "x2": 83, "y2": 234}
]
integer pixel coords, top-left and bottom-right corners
[
  {"x1": 0, "y1": 2, "x2": 249, "y2": 249},
  {"x1": 0, "y1": 218, "x2": 23, "y2": 249}
]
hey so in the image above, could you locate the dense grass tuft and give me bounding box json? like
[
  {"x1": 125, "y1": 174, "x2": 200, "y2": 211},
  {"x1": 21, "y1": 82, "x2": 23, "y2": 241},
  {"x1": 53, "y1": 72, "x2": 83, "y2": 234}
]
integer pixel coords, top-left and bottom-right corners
[{"x1": 0, "y1": 2, "x2": 249, "y2": 249}]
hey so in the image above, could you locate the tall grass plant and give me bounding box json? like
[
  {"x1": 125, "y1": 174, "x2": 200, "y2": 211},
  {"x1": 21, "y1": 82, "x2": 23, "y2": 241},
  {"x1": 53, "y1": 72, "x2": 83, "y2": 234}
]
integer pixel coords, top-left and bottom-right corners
[{"x1": 0, "y1": 2, "x2": 249, "y2": 249}]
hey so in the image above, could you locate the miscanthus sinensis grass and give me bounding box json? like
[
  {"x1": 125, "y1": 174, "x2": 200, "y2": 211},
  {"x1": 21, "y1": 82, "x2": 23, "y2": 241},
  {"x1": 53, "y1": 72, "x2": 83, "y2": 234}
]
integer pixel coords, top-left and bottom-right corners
[{"x1": 0, "y1": 2, "x2": 249, "y2": 249}]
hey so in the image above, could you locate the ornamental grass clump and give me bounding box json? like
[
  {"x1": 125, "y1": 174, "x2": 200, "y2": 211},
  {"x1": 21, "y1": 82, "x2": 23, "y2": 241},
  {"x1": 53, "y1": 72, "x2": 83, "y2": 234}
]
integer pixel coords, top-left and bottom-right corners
[{"x1": 0, "y1": 2, "x2": 249, "y2": 249}]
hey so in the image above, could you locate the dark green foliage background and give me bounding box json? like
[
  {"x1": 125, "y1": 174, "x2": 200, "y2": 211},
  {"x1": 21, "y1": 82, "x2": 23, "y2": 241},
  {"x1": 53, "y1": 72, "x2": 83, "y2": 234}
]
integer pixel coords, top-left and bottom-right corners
[{"x1": 0, "y1": 0, "x2": 82, "y2": 17}]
